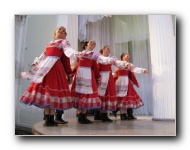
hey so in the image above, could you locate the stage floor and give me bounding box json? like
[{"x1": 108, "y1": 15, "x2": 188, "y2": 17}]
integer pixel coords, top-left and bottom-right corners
[{"x1": 32, "y1": 115, "x2": 176, "y2": 136}]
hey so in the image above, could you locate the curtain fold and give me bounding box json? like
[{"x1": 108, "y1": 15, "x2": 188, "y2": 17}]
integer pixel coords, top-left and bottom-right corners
[
  {"x1": 15, "y1": 15, "x2": 28, "y2": 125},
  {"x1": 15, "y1": 15, "x2": 28, "y2": 78},
  {"x1": 67, "y1": 15, "x2": 78, "y2": 51},
  {"x1": 78, "y1": 15, "x2": 111, "y2": 42},
  {"x1": 148, "y1": 15, "x2": 176, "y2": 120}
]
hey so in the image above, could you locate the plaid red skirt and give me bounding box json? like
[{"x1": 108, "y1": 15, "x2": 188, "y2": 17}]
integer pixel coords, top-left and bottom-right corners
[
  {"x1": 20, "y1": 60, "x2": 73, "y2": 110},
  {"x1": 117, "y1": 80, "x2": 144, "y2": 109},
  {"x1": 98, "y1": 73, "x2": 117, "y2": 111},
  {"x1": 71, "y1": 70, "x2": 101, "y2": 110}
]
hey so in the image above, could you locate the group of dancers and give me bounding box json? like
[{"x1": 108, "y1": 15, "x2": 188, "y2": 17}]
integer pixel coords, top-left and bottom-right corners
[{"x1": 20, "y1": 26, "x2": 148, "y2": 126}]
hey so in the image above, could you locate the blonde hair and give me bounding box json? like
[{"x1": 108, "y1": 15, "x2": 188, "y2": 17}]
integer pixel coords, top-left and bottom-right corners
[
  {"x1": 99, "y1": 45, "x2": 109, "y2": 54},
  {"x1": 53, "y1": 26, "x2": 66, "y2": 39},
  {"x1": 86, "y1": 40, "x2": 96, "y2": 50}
]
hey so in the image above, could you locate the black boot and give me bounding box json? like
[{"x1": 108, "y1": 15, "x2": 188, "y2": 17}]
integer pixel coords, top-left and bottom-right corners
[
  {"x1": 43, "y1": 111, "x2": 46, "y2": 120},
  {"x1": 49, "y1": 115, "x2": 58, "y2": 126},
  {"x1": 101, "y1": 113, "x2": 107, "y2": 122},
  {"x1": 78, "y1": 113, "x2": 81, "y2": 123},
  {"x1": 82, "y1": 114, "x2": 93, "y2": 124},
  {"x1": 105, "y1": 113, "x2": 113, "y2": 122},
  {"x1": 43, "y1": 114, "x2": 51, "y2": 126},
  {"x1": 78, "y1": 113, "x2": 88, "y2": 124},
  {"x1": 101, "y1": 113, "x2": 113, "y2": 122},
  {"x1": 120, "y1": 114, "x2": 129, "y2": 121},
  {"x1": 55, "y1": 110, "x2": 68, "y2": 124},
  {"x1": 127, "y1": 108, "x2": 137, "y2": 120},
  {"x1": 94, "y1": 110, "x2": 101, "y2": 120},
  {"x1": 112, "y1": 108, "x2": 119, "y2": 118}
]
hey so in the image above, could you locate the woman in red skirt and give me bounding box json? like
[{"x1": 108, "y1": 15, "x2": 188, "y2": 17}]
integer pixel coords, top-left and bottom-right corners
[
  {"x1": 96, "y1": 45, "x2": 130, "y2": 122},
  {"x1": 20, "y1": 26, "x2": 73, "y2": 126},
  {"x1": 113, "y1": 53, "x2": 148, "y2": 120}
]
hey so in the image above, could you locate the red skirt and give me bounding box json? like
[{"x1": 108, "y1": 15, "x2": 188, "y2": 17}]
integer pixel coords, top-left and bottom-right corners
[
  {"x1": 71, "y1": 70, "x2": 101, "y2": 110},
  {"x1": 20, "y1": 60, "x2": 73, "y2": 110},
  {"x1": 99, "y1": 73, "x2": 117, "y2": 111},
  {"x1": 118, "y1": 80, "x2": 144, "y2": 109}
]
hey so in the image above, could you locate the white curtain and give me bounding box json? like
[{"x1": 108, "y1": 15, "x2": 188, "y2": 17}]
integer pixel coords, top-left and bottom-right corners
[
  {"x1": 85, "y1": 16, "x2": 114, "y2": 52},
  {"x1": 15, "y1": 15, "x2": 28, "y2": 124},
  {"x1": 15, "y1": 15, "x2": 28, "y2": 78},
  {"x1": 79, "y1": 15, "x2": 153, "y2": 115},
  {"x1": 67, "y1": 15, "x2": 78, "y2": 51},
  {"x1": 78, "y1": 15, "x2": 111, "y2": 42},
  {"x1": 57, "y1": 15, "x2": 78, "y2": 118},
  {"x1": 148, "y1": 15, "x2": 176, "y2": 120}
]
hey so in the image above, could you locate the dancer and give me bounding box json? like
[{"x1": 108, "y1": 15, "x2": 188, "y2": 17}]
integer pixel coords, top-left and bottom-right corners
[
  {"x1": 113, "y1": 54, "x2": 140, "y2": 119},
  {"x1": 113, "y1": 53, "x2": 148, "y2": 120},
  {"x1": 20, "y1": 26, "x2": 73, "y2": 126},
  {"x1": 76, "y1": 41, "x2": 95, "y2": 117}
]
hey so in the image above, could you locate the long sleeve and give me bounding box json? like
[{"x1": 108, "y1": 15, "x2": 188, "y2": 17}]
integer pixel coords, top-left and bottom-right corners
[
  {"x1": 61, "y1": 39, "x2": 71, "y2": 49},
  {"x1": 60, "y1": 52, "x2": 73, "y2": 76},
  {"x1": 92, "y1": 51, "x2": 112, "y2": 64},
  {"x1": 33, "y1": 51, "x2": 46, "y2": 65},
  {"x1": 129, "y1": 64, "x2": 146, "y2": 73},
  {"x1": 64, "y1": 47, "x2": 79, "y2": 64},
  {"x1": 110, "y1": 56, "x2": 129, "y2": 69},
  {"x1": 61, "y1": 39, "x2": 79, "y2": 61},
  {"x1": 92, "y1": 51, "x2": 129, "y2": 68},
  {"x1": 60, "y1": 39, "x2": 79, "y2": 72}
]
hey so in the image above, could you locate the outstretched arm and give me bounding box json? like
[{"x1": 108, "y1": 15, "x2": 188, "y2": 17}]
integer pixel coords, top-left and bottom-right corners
[
  {"x1": 31, "y1": 51, "x2": 46, "y2": 67},
  {"x1": 128, "y1": 63, "x2": 148, "y2": 74},
  {"x1": 93, "y1": 52, "x2": 129, "y2": 68}
]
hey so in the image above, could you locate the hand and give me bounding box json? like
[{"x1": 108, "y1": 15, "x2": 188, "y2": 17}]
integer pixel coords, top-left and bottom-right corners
[
  {"x1": 112, "y1": 73, "x2": 117, "y2": 78},
  {"x1": 143, "y1": 70, "x2": 149, "y2": 74},
  {"x1": 76, "y1": 54, "x2": 83, "y2": 61},
  {"x1": 66, "y1": 40, "x2": 71, "y2": 46},
  {"x1": 31, "y1": 62, "x2": 37, "y2": 68},
  {"x1": 137, "y1": 85, "x2": 140, "y2": 88},
  {"x1": 110, "y1": 59, "x2": 116, "y2": 65},
  {"x1": 127, "y1": 63, "x2": 132, "y2": 68}
]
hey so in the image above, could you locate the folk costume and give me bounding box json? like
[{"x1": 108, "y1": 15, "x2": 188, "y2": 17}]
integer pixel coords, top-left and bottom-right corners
[
  {"x1": 113, "y1": 64, "x2": 146, "y2": 120},
  {"x1": 20, "y1": 39, "x2": 73, "y2": 112}
]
